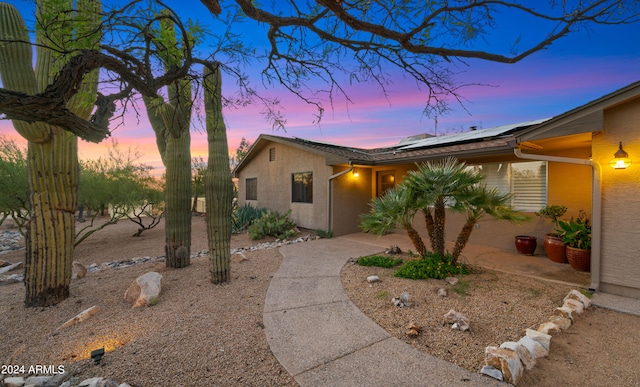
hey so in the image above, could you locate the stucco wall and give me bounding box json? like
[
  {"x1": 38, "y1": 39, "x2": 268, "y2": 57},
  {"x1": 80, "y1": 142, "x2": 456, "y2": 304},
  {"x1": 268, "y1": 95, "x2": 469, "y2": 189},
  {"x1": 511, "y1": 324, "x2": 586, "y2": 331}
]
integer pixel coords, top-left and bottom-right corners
[
  {"x1": 331, "y1": 166, "x2": 372, "y2": 235},
  {"x1": 236, "y1": 141, "x2": 332, "y2": 231},
  {"x1": 592, "y1": 97, "x2": 640, "y2": 298}
]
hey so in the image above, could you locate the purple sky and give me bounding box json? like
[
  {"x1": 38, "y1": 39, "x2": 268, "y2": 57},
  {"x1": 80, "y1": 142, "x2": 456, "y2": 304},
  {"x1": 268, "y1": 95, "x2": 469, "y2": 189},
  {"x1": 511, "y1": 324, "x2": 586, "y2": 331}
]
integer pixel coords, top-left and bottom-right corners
[{"x1": 2, "y1": 1, "x2": 639, "y2": 173}]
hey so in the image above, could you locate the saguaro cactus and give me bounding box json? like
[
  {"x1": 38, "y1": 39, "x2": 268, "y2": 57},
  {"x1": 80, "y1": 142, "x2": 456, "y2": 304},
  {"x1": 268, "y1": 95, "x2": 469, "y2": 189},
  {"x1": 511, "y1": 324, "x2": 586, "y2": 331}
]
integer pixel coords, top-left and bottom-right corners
[
  {"x1": 204, "y1": 65, "x2": 233, "y2": 283},
  {"x1": 144, "y1": 13, "x2": 192, "y2": 268},
  {"x1": 0, "y1": 1, "x2": 101, "y2": 306}
]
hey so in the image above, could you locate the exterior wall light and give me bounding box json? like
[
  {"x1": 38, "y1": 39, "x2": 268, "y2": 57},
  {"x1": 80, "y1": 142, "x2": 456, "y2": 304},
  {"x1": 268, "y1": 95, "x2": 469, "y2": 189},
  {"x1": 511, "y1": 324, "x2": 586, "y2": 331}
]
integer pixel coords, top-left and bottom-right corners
[
  {"x1": 352, "y1": 168, "x2": 359, "y2": 177},
  {"x1": 610, "y1": 141, "x2": 632, "y2": 169}
]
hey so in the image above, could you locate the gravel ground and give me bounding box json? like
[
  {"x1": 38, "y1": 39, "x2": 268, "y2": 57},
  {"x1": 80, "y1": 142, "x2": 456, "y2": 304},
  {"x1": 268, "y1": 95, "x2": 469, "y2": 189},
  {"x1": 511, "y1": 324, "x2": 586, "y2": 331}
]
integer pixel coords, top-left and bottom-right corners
[
  {"x1": 341, "y1": 253, "x2": 640, "y2": 387},
  {"x1": 2, "y1": 218, "x2": 639, "y2": 387},
  {"x1": 0, "y1": 216, "x2": 296, "y2": 387}
]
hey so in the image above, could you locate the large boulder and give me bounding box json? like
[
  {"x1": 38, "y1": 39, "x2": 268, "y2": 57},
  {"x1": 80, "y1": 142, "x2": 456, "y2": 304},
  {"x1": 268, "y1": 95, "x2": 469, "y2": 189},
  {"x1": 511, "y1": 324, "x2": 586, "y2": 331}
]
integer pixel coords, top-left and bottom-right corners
[{"x1": 124, "y1": 272, "x2": 163, "y2": 308}]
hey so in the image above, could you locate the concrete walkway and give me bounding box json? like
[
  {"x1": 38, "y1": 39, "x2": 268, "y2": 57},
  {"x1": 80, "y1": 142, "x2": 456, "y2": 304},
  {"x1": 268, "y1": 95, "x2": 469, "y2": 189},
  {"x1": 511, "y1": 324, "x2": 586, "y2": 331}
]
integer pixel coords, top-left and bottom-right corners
[
  {"x1": 264, "y1": 232, "x2": 640, "y2": 386},
  {"x1": 263, "y1": 237, "x2": 504, "y2": 386}
]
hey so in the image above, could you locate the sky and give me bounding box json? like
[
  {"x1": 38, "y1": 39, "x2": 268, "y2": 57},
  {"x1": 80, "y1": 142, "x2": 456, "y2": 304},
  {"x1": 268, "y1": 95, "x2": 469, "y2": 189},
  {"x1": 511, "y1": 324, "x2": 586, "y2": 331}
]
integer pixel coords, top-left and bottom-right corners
[{"x1": 1, "y1": 1, "x2": 639, "y2": 174}]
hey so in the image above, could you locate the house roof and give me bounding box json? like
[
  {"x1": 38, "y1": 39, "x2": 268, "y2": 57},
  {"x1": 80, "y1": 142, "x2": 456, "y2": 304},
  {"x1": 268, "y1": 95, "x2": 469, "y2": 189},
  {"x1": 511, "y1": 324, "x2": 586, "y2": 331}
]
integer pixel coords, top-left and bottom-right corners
[
  {"x1": 517, "y1": 80, "x2": 640, "y2": 143},
  {"x1": 233, "y1": 80, "x2": 640, "y2": 176},
  {"x1": 233, "y1": 119, "x2": 548, "y2": 175}
]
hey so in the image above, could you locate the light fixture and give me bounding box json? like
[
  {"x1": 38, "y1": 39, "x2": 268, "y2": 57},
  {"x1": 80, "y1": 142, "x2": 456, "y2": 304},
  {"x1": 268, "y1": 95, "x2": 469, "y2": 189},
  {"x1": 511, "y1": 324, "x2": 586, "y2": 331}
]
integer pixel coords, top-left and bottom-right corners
[
  {"x1": 352, "y1": 168, "x2": 359, "y2": 177},
  {"x1": 91, "y1": 348, "x2": 105, "y2": 365},
  {"x1": 610, "y1": 141, "x2": 632, "y2": 169}
]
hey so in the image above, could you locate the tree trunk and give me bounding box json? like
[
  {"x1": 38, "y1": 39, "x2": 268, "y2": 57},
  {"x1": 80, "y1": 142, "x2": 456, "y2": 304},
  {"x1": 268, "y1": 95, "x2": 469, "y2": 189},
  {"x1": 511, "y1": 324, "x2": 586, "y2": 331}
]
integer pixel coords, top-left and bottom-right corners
[
  {"x1": 403, "y1": 223, "x2": 427, "y2": 256},
  {"x1": 451, "y1": 217, "x2": 476, "y2": 264},
  {"x1": 422, "y1": 207, "x2": 437, "y2": 252},
  {"x1": 204, "y1": 66, "x2": 233, "y2": 284},
  {"x1": 163, "y1": 131, "x2": 192, "y2": 268},
  {"x1": 24, "y1": 129, "x2": 78, "y2": 307},
  {"x1": 432, "y1": 197, "x2": 446, "y2": 256}
]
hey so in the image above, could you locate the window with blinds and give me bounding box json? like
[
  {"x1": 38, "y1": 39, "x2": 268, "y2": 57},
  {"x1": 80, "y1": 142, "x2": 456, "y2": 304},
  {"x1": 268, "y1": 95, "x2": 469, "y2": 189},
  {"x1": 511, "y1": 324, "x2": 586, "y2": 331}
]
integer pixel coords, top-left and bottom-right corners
[
  {"x1": 246, "y1": 178, "x2": 257, "y2": 200},
  {"x1": 475, "y1": 161, "x2": 547, "y2": 211}
]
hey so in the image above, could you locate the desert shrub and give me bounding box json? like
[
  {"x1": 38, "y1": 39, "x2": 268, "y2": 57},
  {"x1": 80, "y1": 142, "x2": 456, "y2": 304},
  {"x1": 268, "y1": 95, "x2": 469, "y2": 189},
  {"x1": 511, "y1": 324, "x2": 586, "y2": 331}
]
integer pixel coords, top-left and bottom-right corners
[
  {"x1": 357, "y1": 255, "x2": 403, "y2": 268},
  {"x1": 316, "y1": 229, "x2": 333, "y2": 239},
  {"x1": 394, "y1": 253, "x2": 470, "y2": 280},
  {"x1": 232, "y1": 203, "x2": 267, "y2": 234},
  {"x1": 248, "y1": 209, "x2": 297, "y2": 240}
]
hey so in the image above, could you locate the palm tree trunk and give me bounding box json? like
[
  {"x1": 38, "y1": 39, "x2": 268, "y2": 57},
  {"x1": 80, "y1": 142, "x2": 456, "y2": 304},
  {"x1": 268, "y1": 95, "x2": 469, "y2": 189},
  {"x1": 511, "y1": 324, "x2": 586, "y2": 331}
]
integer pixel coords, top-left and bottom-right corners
[
  {"x1": 204, "y1": 66, "x2": 233, "y2": 283},
  {"x1": 451, "y1": 217, "x2": 476, "y2": 264},
  {"x1": 422, "y1": 207, "x2": 437, "y2": 252},
  {"x1": 432, "y1": 197, "x2": 446, "y2": 256},
  {"x1": 404, "y1": 223, "x2": 427, "y2": 256}
]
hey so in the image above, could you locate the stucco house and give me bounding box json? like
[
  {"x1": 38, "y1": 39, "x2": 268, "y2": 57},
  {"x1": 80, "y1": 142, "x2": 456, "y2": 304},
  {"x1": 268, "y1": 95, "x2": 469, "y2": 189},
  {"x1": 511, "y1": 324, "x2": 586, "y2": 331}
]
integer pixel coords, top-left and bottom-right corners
[{"x1": 233, "y1": 80, "x2": 640, "y2": 298}]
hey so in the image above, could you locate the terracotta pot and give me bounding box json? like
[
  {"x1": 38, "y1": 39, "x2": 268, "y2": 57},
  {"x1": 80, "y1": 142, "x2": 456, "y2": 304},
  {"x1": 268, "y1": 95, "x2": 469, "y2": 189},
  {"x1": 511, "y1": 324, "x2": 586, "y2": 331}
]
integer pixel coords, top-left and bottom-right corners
[
  {"x1": 515, "y1": 236, "x2": 537, "y2": 255},
  {"x1": 544, "y1": 234, "x2": 568, "y2": 263},
  {"x1": 566, "y1": 246, "x2": 591, "y2": 272}
]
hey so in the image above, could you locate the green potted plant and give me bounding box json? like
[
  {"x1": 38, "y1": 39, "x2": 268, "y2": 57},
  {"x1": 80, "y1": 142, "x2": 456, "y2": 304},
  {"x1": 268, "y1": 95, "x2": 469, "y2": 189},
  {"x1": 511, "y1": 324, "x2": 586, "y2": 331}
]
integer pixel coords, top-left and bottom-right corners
[
  {"x1": 557, "y1": 211, "x2": 591, "y2": 272},
  {"x1": 536, "y1": 205, "x2": 568, "y2": 263}
]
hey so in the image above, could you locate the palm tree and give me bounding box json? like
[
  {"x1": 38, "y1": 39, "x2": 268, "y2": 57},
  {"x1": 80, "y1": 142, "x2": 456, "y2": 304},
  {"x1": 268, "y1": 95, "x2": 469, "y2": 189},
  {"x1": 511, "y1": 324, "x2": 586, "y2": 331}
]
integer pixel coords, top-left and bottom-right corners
[
  {"x1": 403, "y1": 157, "x2": 484, "y2": 256},
  {"x1": 451, "y1": 184, "x2": 530, "y2": 263},
  {"x1": 360, "y1": 185, "x2": 427, "y2": 256}
]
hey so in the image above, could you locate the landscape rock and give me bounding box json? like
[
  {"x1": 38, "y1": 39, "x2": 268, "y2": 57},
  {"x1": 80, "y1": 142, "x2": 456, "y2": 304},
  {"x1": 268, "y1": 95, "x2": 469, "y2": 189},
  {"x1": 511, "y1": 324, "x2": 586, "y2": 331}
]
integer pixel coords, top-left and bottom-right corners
[
  {"x1": 366, "y1": 275, "x2": 379, "y2": 283},
  {"x1": 0, "y1": 273, "x2": 24, "y2": 285},
  {"x1": 563, "y1": 289, "x2": 592, "y2": 308},
  {"x1": 484, "y1": 346, "x2": 523, "y2": 385},
  {"x1": 57, "y1": 305, "x2": 100, "y2": 331},
  {"x1": 72, "y1": 261, "x2": 87, "y2": 279},
  {"x1": 0, "y1": 261, "x2": 22, "y2": 274},
  {"x1": 437, "y1": 288, "x2": 448, "y2": 297},
  {"x1": 385, "y1": 245, "x2": 401, "y2": 254},
  {"x1": 0, "y1": 230, "x2": 24, "y2": 253},
  {"x1": 3, "y1": 377, "x2": 25, "y2": 387},
  {"x1": 537, "y1": 321, "x2": 562, "y2": 336},
  {"x1": 124, "y1": 271, "x2": 163, "y2": 307},
  {"x1": 444, "y1": 277, "x2": 459, "y2": 286},
  {"x1": 525, "y1": 328, "x2": 551, "y2": 352},
  {"x1": 25, "y1": 376, "x2": 52, "y2": 386},
  {"x1": 501, "y1": 340, "x2": 536, "y2": 370},
  {"x1": 553, "y1": 306, "x2": 575, "y2": 321},
  {"x1": 392, "y1": 292, "x2": 412, "y2": 307},
  {"x1": 548, "y1": 315, "x2": 572, "y2": 330},
  {"x1": 562, "y1": 298, "x2": 584, "y2": 316},
  {"x1": 0, "y1": 259, "x2": 9, "y2": 266},
  {"x1": 405, "y1": 322, "x2": 421, "y2": 337},
  {"x1": 444, "y1": 309, "x2": 470, "y2": 331},
  {"x1": 517, "y1": 335, "x2": 549, "y2": 360},
  {"x1": 480, "y1": 365, "x2": 503, "y2": 381}
]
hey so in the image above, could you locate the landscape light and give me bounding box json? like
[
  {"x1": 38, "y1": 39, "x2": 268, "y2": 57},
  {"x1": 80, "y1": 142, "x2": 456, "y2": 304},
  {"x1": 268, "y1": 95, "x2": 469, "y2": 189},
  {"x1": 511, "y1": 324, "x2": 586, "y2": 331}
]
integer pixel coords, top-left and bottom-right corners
[{"x1": 91, "y1": 348, "x2": 105, "y2": 365}]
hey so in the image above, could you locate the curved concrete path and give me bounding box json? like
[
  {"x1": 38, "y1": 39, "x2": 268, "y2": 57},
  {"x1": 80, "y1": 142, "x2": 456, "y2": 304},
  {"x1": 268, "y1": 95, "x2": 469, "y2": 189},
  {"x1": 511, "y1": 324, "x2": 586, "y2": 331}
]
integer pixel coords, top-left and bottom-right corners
[{"x1": 263, "y1": 237, "x2": 504, "y2": 386}]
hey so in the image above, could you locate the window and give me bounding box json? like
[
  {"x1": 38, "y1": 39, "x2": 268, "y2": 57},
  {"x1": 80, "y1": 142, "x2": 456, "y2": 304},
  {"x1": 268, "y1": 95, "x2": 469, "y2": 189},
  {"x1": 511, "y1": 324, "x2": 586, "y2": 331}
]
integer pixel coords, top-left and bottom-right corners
[
  {"x1": 292, "y1": 172, "x2": 313, "y2": 203},
  {"x1": 377, "y1": 170, "x2": 396, "y2": 197},
  {"x1": 246, "y1": 178, "x2": 257, "y2": 200},
  {"x1": 474, "y1": 161, "x2": 547, "y2": 211},
  {"x1": 269, "y1": 147, "x2": 276, "y2": 161}
]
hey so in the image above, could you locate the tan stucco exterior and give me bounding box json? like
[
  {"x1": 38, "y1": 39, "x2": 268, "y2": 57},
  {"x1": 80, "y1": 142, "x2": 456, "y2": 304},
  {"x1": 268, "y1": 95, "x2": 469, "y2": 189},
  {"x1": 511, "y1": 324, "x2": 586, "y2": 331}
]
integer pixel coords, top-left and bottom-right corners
[
  {"x1": 592, "y1": 96, "x2": 640, "y2": 298},
  {"x1": 236, "y1": 140, "x2": 332, "y2": 231}
]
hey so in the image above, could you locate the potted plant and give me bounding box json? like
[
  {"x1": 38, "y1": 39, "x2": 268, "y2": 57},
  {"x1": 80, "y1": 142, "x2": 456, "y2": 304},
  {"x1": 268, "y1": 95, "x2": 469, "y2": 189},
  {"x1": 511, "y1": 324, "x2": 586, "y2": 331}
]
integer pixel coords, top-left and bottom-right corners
[
  {"x1": 557, "y1": 211, "x2": 591, "y2": 272},
  {"x1": 536, "y1": 205, "x2": 568, "y2": 263}
]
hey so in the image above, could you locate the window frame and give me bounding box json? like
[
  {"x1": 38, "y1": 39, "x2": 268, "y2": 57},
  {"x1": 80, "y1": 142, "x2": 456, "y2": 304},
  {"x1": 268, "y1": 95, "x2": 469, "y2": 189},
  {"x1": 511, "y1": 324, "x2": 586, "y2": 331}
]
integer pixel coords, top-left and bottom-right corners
[
  {"x1": 245, "y1": 177, "x2": 257, "y2": 201},
  {"x1": 291, "y1": 171, "x2": 313, "y2": 203}
]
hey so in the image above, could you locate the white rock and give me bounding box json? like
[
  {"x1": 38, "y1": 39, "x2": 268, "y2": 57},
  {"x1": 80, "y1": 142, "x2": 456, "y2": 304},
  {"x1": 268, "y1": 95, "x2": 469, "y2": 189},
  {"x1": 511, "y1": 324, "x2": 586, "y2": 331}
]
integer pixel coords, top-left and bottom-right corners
[
  {"x1": 518, "y1": 335, "x2": 549, "y2": 360},
  {"x1": 563, "y1": 298, "x2": 585, "y2": 316},
  {"x1": 553, "y1": 306, "x2": 575, "y2": 321},
  {"x1": 484, "y1": 346, "x2": 524, "y2": 385},
  {"x1": 437, "y1": 288, "x2": 448, "y2": 297},
  {"x1": 549, "y1": 315, "x2": 572, "y2": 330},
  {"x1": 58, "y1": 305, "x2": 100, "y2": 330},
  {"x1": 525, "y1": 328, "x2": 552, "y2": 352},
  {"x1": 444, "y1": 276, "x2": 459, "y2": 285},
  {"x1": 564, "y1": 289, "x2": 592, "y2": 308},
  {"x1": 3, "y1": 377, "x2": 25, "y2": 387},
  {"x1": 25, "y1": 376, "x2": 51, "y2": 386},
  {"x1": 366, "y1": 275, "x2": 379, "y2": 283},
  {"x1": 72, "y1": 261, "x2": 87, "y2": 279},
  {"x1": 480, "y1": 365, "x2": 503, "y2": 381},
  {"x1": 124, "y1": 271, "x2": 163, "y2": 308},
  {"x1": 0, "y1": 261, "x2": 22, "y2": 274},
  {"x1": 501, "y1": 340, "x2": 535, "y2": 370},
  {"x1": 537, "y1": 322, "x2": 562, "y2": 336}
]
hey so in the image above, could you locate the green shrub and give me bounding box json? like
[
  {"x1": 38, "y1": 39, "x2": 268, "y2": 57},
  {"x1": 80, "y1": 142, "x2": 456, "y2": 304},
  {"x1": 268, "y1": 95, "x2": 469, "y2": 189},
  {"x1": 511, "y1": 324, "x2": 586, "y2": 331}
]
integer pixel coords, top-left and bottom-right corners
[
  {"x1": 357, "y1": 255, "x2": 403, "y2": 268},
  {"x1": 394, "y1": 253, "x2": 470, "y2": 280},
  {"x1": 316, "y1": 229, "x2": 333, "y2": 239},
  {"x1": 232, "y1": 203, "x2": 267, "y2": 234},
  {"x1": 248, "y1": 209, "x2": 297, "y2": 240}
]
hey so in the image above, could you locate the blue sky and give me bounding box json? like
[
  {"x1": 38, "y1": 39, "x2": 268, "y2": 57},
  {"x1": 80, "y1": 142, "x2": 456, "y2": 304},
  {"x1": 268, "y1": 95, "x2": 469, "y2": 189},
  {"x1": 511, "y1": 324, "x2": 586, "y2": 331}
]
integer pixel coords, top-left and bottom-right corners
[{"x1": 1, "y1": 1, "x2": 639, "y2": 172}]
